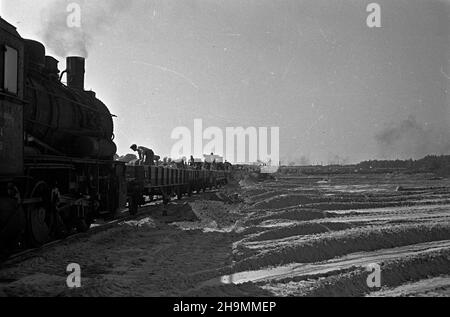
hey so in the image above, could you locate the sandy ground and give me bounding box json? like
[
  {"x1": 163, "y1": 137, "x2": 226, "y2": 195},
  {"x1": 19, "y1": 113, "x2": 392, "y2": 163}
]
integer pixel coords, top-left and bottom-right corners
[{"x1": 1, "y1": 172, "x2": 450, "y2": 297}]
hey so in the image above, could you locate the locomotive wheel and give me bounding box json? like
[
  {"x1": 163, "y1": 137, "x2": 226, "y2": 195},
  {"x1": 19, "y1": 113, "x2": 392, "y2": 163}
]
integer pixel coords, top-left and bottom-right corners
[
  {"x1": 74, "y1": 205, "x2": 92, "y2": 233},
  {"x1": 177, "y1": 188, "x2": 183, "y2": 200},
  {"x1": 162, "y1": 192, "x2": 170, "y2": 205},
  {"x1": 85, "y1": 213, "x2": 95, "y2": 228},
  {"x1": 129, "y1": 196, "x2": 139, "y2": 216},
  {"x1": 53, "y1": 212, "x2": 69, "y2": 239},
  {"x1": 0, "y1": 198, "x2": 26, "y2": 254},
  {"x1": 27, "y1": 182, "x2": 52, "y2": 247},
  {"x1": 76, "y1": 218, "x2": 90, "y2": 233}
]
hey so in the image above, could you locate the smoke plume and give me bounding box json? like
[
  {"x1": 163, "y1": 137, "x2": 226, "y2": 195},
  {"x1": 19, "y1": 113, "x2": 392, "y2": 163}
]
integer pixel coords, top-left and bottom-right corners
[
  {"x1": 376, "y1": 115, "x2": 450, "y2": 159},
  {"x1": 39, "y1": 0, "x2": 135, "y2": 57}
]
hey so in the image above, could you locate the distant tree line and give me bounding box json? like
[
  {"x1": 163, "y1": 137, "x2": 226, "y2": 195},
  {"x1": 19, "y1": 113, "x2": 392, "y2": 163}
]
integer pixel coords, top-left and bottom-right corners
[
  {"x1": 357, "y1": 155, "x2": 450, "y2": 174},
  {"x1": 279, "y1": 155, "x2": 450, "y2": 176}
]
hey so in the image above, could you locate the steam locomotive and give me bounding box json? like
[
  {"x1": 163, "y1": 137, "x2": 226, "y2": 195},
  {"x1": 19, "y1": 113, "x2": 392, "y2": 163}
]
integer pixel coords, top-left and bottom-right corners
[{"x1": 0, "y1": 18, "x2": 229, "y2": 254}]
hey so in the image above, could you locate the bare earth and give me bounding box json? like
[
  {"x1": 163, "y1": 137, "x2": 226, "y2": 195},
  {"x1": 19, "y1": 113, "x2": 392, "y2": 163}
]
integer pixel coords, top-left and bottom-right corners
[{"x1": 1, "y1": 172, "x2": 450, "y2": 297}]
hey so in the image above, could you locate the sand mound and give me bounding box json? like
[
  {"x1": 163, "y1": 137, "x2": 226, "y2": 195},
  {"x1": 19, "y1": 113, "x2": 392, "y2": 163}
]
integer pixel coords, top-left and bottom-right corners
[
  {"x1": 307, "y1": 199, "x2": 450, "y2": 211},
  {"x1": 2, "y1": 273, "x2": 67, "y2": 297},
  {"x1": 233, "y1": 224, "x2": 450, "y2": 272},
  {"x1": 301, "y1": 249, "x2": 450, "y2": 297},
  {"x1": 246, "y1": 191, "x2": 286, "y2": 203},
  {"x1": 173, "y1": 200, "x2": 243, "y2": 233},
  {"x1": 245, "y1": 209, "x2": 332, "y2": 226},
  {"x1": 252, "y1": 194, "x2": 316, "y2": 210},
  {"x1": 246, "y1": 222, "x2": 353, "y2": 242},
  {"x1": 120, "y1": 217, "x2": 156, "y2": 228},
  {"x1": 242, "y1": 188, "x2": 268, "y2": 197}
]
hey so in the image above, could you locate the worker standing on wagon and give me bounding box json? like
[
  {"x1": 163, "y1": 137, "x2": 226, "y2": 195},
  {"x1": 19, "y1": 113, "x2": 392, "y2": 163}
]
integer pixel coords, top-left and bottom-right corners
[{"x1": 130, "y1": 144, "x2": 155, "y2": 166}]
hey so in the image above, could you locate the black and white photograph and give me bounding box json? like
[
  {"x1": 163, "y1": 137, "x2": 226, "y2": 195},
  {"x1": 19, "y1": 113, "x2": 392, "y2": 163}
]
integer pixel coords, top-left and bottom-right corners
[{"x1": 0, "y1": 0, "x2": 449, "y2": 301}]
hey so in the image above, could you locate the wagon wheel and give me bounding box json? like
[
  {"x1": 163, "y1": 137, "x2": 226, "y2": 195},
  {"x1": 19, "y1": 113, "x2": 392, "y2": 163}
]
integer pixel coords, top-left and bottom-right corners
[
  {"x1": 128, "y1": 195, "x2": 139, "y2": 216},
  {"x1": 27, "y1": 181, "x2": 53, "y2": 247},
  {"x1": 176, "y1": 187, "x2": 183, "y2": 200},
  {"x1": 128, "y1": 184, "x2": 141, "y2": 216},
  {"x1": 76, "y1": 218, "x2": 89, "y2": 233},
  {"x1": 74, "y1": 205, "x2": 91, "y2": 233},
  {"x1": 161, "y1": 188, "x2": 171, "y2": 205}
]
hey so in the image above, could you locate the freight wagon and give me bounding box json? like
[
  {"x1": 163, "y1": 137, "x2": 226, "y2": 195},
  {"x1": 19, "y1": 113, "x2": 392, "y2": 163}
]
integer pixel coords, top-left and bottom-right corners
[{"x1": 126, "y1": 165, "x2": 229, "y2": 214}]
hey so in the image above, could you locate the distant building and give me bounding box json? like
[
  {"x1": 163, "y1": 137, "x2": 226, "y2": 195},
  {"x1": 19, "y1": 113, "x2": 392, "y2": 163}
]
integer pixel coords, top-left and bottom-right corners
[{"x1": 203, "y1": 154, "x2": 223, "y2": 163}]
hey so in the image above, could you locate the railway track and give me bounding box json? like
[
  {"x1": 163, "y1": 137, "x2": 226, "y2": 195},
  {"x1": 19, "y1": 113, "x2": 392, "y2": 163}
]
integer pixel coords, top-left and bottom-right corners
[
  {"x1": 1, "y1": 209, "x2": 150, "y2": 267},
  {"x1": 1, "y1": 190, "x2": 219, "y2": 267}
]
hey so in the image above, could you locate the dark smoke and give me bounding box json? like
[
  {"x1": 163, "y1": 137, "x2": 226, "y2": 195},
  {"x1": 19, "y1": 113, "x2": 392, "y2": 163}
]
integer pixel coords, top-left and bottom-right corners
[
  {"x1": 39, "y1": 0, "x2": 135, "y2": 57},
  {"x1": 376, "y1": 115, "x2": 450, "y2": 159}
]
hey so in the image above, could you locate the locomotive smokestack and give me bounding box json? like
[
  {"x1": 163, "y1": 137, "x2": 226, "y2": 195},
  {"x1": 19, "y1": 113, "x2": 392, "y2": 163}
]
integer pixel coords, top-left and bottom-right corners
[{"x1": 66, "y1": 56, "x2": 85, "y2": 90}]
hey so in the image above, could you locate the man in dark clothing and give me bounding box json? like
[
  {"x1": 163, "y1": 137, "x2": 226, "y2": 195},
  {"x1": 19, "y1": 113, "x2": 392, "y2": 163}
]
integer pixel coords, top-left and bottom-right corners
[{"x1": 130, "y1": 144, "x2": 155, "y2": 166}]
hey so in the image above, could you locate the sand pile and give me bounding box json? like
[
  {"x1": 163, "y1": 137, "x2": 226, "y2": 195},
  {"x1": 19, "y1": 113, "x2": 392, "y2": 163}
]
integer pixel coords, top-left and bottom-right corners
[
  {"x1": 215, "y1": 192, "x2": 243, "y2": 204},
  {"x1": 252, "y1": 194, "x2": 316, "y2": 210},
  {"x1": 172, "y1": 200, "x2": 243, "y2": 233},
  {"x1": 295, "y1": 249, "x2": 450, "y2": 297},
  {"x1": 120, "y1": 217, "x2": 156, "y2": 228},
  {"x1": 241, "y1": 187, "x2": 268, "y2": 197},
  {"x1": 245, "y1": 222, "x2": 353, "y2": 243},
  {"x1": 233, "y1": 223, "x2": 450, "y2": 272},
  {"x1": 244, "y1": 190, "x2": 288, "y2": 205},
  {"x1": 244, "y1": 209, "x2": 332, "y2": 227},
  {"x1": 306, "y1": 199, "x2": 450, "y2": 211},
  {"x1": 0, "y1": 273, "x2": 66, "y2": 297}
]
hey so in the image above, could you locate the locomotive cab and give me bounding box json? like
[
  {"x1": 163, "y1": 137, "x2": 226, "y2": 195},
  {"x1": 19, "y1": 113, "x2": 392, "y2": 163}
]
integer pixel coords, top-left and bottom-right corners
[
  {"x1": 0, "y1": 17, "x2": 26, "y2": 253},
  {"x1": 0, "y1": 17, "x2": 25, "y2": 177}
]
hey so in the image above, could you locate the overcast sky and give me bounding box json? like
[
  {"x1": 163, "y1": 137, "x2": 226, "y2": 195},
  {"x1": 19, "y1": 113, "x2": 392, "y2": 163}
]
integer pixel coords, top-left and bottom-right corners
[{"x1": 2, "y1": 0, "x2": 449, "y2": 164}]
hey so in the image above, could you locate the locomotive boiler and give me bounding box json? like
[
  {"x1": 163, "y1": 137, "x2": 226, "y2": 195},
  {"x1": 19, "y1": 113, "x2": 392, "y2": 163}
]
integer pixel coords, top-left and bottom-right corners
[{"x1": 24, "y1": 40, "x2": 117, "y2": 159}]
